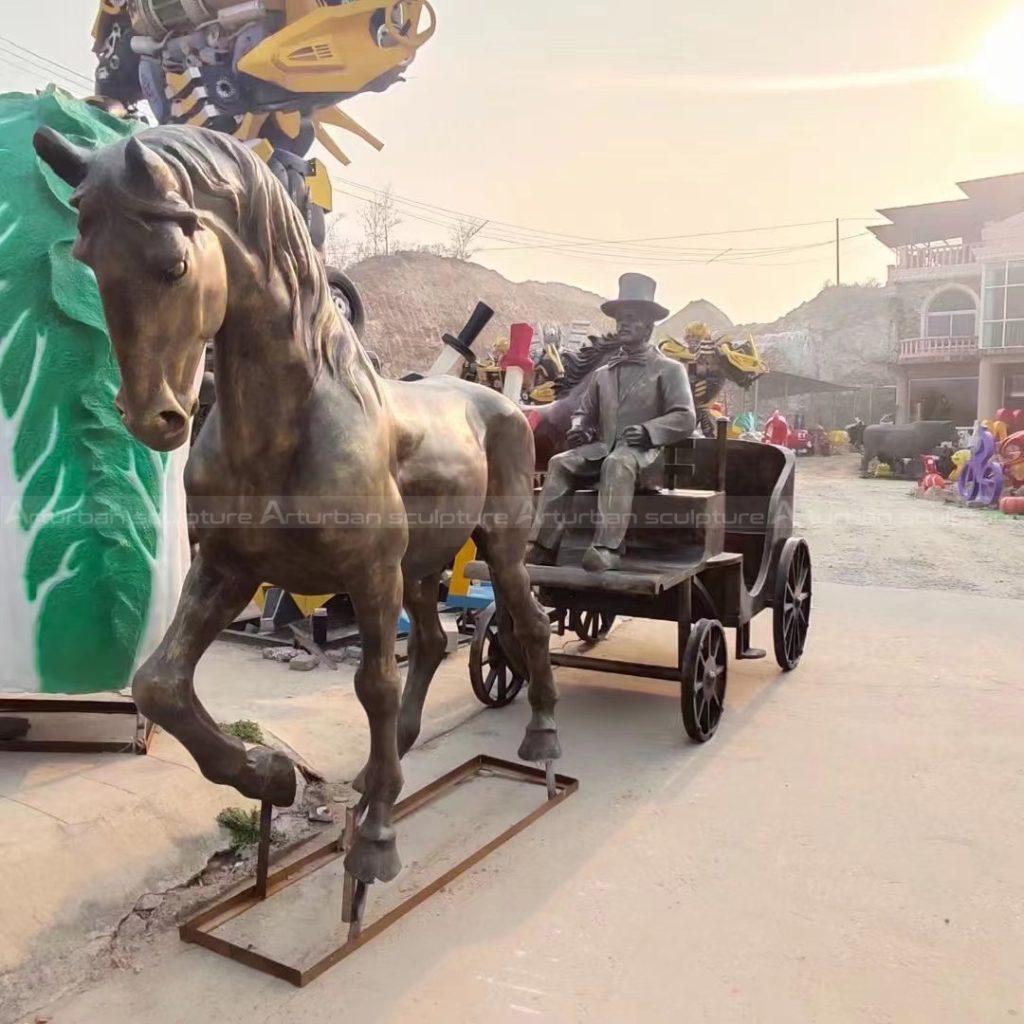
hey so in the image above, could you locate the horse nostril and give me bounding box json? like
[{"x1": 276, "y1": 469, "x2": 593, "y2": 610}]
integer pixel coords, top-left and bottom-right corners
[{"x1": 157, "y1": 410, "x2": 187, "y2": 434}]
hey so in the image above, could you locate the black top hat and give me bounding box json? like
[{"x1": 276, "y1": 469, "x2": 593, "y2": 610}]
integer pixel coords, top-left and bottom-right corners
[{"x1": 601, "y1": 273, "x2": 670, "y2": 322}]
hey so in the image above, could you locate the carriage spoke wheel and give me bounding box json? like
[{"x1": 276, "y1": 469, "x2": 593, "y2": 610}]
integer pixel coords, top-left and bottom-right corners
[
  {"x1": 680, "y1": 619, "x2": 728, "y2": 743},
  {"x1": 773, "y1": 537, "x2": 812, "y2": 671},
  {"x1": 469, "y1": 603, "x2": 526, "y2": 708},
  {"x1": 569, "y1": 609, "x2": 616, "y2": 643}
]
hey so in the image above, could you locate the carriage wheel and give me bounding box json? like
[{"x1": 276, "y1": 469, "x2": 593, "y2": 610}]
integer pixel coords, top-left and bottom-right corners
[
  {"x1": 773, "y1": 538, "x2": 812, "y2": 671},
  {"x1": 680, "y1": 619, "x2": 728, "y2": 743},
  {"x1": 469, "y1": 603, "x2": 526, "y2": 708},
  {"x1": 569, "y1": 609, "x2": 616, "y2": 643}
]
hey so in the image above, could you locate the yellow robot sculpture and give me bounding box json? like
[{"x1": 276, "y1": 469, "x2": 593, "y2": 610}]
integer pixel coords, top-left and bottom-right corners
[
  {"x1": 91, "y1": 0, "x2": 435, "y2": 297},
  {"x1": 659, "y1": 323, "x2": 768, "y2": 437}
]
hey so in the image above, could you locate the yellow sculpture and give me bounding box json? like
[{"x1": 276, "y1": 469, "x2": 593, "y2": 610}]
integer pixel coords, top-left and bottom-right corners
[
  {"x1": 658, "y1": 330, "x2": 767, "y2": 436},
  {"x1": 949, "y1": 449, "x2": 971, "y2": 482},
  {"x1": 982, "y1": 419, "x2": 1009, "y2": 443},
  {"x1": 91, "y1": 0, "x2": 436, "y2": 247}
]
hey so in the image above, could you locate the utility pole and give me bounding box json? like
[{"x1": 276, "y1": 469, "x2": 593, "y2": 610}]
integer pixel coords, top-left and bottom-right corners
[{"x1": 835, "y1": 218, "x2": 841, "y2": 286}]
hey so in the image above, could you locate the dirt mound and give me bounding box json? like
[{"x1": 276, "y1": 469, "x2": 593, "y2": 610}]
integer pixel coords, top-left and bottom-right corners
[
  {"x1": 742, "y1": 284, "x2": 892, "y2": 386},
  {"x1": 343, "y1": 256, "x2": 891, "y2": 389},
  {"x1": 656, "y1": 299, "x2": 734, "y2": 342},
  {"x1": 345, "y1": 253, "x2": 612, "y2": 375}
]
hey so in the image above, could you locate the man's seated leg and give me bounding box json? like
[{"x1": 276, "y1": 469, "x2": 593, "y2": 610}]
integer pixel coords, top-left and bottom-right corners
[
  {"x1": 582, "y1": 447, "x2": 641, "y2": 572},
  {"x1": 526, "y1": 449, "x2": 596, "y2": 565}
]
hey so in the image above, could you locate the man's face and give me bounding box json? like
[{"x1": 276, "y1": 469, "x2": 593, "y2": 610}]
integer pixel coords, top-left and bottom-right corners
[{"x1": 616, "y1": 313, "x2": 654, "y2": 347}]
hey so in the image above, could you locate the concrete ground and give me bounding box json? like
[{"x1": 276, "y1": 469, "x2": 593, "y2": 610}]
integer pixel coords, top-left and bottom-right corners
[{"x1": 3, "y1": 454, "x2": 1023, "y2": 1023}]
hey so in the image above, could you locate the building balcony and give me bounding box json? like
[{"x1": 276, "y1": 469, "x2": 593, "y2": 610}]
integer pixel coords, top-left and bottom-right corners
[
  {"x1": 889, "y1": 242, "x2": 979, "y2": 283},
  {"x1": 897, "y1": 336, "x2": 979, "y2": 363}
]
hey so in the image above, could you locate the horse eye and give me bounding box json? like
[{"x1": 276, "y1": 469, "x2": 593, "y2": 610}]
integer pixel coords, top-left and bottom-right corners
[{"x1": 164, "y1": 259, "x2": 188, "y2": 283}]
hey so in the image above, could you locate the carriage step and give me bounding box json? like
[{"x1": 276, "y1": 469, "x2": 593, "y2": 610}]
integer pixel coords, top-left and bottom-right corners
[
  {"x1": 736, "y1": 647, "x2": 767, "y2": 660},
  {"x1": 735, "y1": 623, "x2": 766, "y2": 660}
]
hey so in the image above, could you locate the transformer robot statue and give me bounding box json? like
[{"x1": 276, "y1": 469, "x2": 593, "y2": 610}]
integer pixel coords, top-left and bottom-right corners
[
  {"x1": 90, "y1": 0, "x2": 436, "y2": 329},
  {"x1": 658, "y1": 322, "x2": 767, "y2": 438}
]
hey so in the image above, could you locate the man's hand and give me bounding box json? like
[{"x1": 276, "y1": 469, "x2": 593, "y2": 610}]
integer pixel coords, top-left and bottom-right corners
[
  {"x1": 566, "y1": 424, "x2": 592, "y2": 448},
  {"x1": 622, "y1": 425, "x2": 650, "y2": 448}
]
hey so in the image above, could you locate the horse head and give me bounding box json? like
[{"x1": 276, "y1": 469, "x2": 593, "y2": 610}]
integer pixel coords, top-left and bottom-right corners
[
  {"x1": 34, "y1": 123, "x2": 352, "y2": 453},
  {"x1": 34, "y1": 126, "x2": 228, "y2": 451}
]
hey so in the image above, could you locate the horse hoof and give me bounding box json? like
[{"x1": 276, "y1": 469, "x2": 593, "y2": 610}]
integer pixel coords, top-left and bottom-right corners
[
  {"x1": 345, "y1": 836, "x2": 402, "y2": 884},
  {"x1": 518, "y1": 728, "x2": 562, "y2": 763},
  {"x1": 244, "y1": 746, "x2": 297, "y2": 807}
]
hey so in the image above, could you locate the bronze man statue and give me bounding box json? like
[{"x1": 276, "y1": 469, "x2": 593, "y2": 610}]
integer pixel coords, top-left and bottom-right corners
[{"x1": 526, "y1": 274, "x2": 697, "y2": 572}]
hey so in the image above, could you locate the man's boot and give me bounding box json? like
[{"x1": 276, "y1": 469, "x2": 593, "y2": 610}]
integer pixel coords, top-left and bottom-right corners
[
  {"x1": 525, "y1": 542, "x2": 559, "y2": 566},
  {"x1": 582, "y1": 545, "x2": 620, "y2": 572}
]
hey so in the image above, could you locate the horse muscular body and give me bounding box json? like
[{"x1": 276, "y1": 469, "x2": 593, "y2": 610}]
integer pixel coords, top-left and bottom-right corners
[{"x1": 33, "y1": 122, "x2": 559, "y2": 887}]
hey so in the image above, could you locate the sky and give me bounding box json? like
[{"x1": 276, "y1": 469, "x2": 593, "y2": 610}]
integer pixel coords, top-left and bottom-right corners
[{"x1": 2, "y1": 1, "x2": 1024, "y2": 323}]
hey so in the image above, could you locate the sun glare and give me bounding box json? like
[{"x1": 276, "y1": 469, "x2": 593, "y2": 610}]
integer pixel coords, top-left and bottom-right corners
[{"x1": 974, "y1": 7, "x2": 1024, "y2": 103}]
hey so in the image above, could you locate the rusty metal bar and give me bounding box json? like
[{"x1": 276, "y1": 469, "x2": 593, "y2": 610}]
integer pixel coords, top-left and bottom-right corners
[
  {"x1": 179, "y1": 754, "x2": 578, "y2": 987},
  {"x1": 255, "y1": 801, "x2": 274, "y2": 900}
]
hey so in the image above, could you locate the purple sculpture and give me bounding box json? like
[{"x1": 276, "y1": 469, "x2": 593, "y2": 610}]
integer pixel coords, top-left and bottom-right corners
[{"x1": 958, "y1": 425, "x2": 1004, "y2": 507}]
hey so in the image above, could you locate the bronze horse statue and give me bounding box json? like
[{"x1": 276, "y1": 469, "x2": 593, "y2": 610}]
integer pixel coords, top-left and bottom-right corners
[{"x1": 34, "y1": 123, "x2": 559, "y2": 886}]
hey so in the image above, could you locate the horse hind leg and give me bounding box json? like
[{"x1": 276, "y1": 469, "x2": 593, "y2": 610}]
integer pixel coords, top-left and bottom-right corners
[
  {"x1": 352, "y1": 571, "x2": 446, "y2": 793},
  {"x1": 346, "y1": 563, "x2": 404, "y2": 885},
  {"x1": 475, "y1": 522, "x2": 561, "y2": 764},
  {"x1": 397, "y1": 572, "x2": 448, "y2": 757}
]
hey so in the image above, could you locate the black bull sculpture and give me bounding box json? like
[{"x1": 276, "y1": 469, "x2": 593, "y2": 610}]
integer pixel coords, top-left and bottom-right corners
[{"x1": 860, "y1": 420, "x2": 959, "y2": 475}]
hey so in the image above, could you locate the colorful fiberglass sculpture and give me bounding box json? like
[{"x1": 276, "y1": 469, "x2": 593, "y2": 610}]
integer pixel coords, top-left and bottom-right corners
[
  {"x1": 1000, "y1": 430, "x2": 1024, "y2": 488},
  {"x1": 957, "y1": 424, "x2": 1004, "y2": 507}
]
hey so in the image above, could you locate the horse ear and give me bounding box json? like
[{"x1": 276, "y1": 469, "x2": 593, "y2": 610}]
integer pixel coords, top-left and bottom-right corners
[
  {"x1": 125, "y1": 136, "x2": 178, "y2": 196},
  {"x1": 33, "y1": 126, "x2": 92, "y2": 187}
]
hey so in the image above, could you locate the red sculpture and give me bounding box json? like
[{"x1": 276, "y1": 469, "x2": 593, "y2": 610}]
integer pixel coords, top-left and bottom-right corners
[
  {"x1": 996, "y1": 408, "x2": 1024, "y2": 432},
  {"x1": 1000, "y1": 430, "x2": 1024, "y2": 487},
  {"x1": 919, "y1": 455, "x2": 946, "y2": 492},
  {"x1": 763, "y1": 410, "x2": 790, "y2": 446}
]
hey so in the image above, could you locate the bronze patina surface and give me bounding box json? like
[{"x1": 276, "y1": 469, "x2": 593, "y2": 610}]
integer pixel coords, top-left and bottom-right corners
[
  {"x1": 527, "y1": 274, "x2": 697, "y2": 572},
  {"x1": 34, "y1": 123, "x2": 559, "y2": 885}
]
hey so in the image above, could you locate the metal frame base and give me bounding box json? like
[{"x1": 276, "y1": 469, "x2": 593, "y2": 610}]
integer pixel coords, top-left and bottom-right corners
[
  {"x1": 0, "y1": 696, "x2": 153, "y2": 754},
  {"x1": 180, "y1": 754, "x2": 578, "y2": 987}
]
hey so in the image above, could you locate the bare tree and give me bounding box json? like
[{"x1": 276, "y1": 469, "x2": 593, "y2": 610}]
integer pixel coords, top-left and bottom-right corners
[
  {"x1": 358, "y1": 184, "x2": 402, "y2": 257},
  {"x1": 447, "y1": 217, "x2": 487, "y2": 260},
  {"x1": 324, "y1": 213, "x2": 360, "y2": 268}
]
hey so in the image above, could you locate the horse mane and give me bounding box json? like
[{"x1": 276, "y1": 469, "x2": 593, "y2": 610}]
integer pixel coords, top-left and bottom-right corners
[
  {"x1": 556, "y1": 335, "x2": 620, "y2": 392},
  {"x1": 110, "y1": 125, "x2": 377, "y2": 402}
]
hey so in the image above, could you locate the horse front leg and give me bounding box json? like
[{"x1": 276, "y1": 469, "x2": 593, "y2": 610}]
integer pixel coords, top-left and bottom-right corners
[
  {"x1": 346, "y1": 563, "x2": 405, "y2": 884},
  {"x1": 133, "y1": 553, "x2": 297, "y2": 806}
]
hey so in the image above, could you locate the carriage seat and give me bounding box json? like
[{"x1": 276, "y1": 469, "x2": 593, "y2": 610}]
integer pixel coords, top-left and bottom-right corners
[
  {"x1": 537, "y1": 421, "x2": 732, "y2": 569},
  {"x1": 553, "y1": 486, "x2": 725, "y2": 567}
]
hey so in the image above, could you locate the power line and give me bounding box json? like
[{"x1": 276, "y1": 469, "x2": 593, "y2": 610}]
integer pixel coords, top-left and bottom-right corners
[
  {"x1": 331, "y1": 178, "x2": 878, "y2": 264},
  {"x1": 475, "y1": 219, "x2": 875, "y2": 254},
  {"x1": 0, "y1": 52, "x2": 86, "y2": 94},
  {"x1": 333, "y1": 184, "x2": 873, "y2": 266},
  {"x1": 0, "y1": 34, "x2": 92, "y2": 87},
  {"x1": 0, "y1": 50, "x2": 86, "y2": 92}
]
